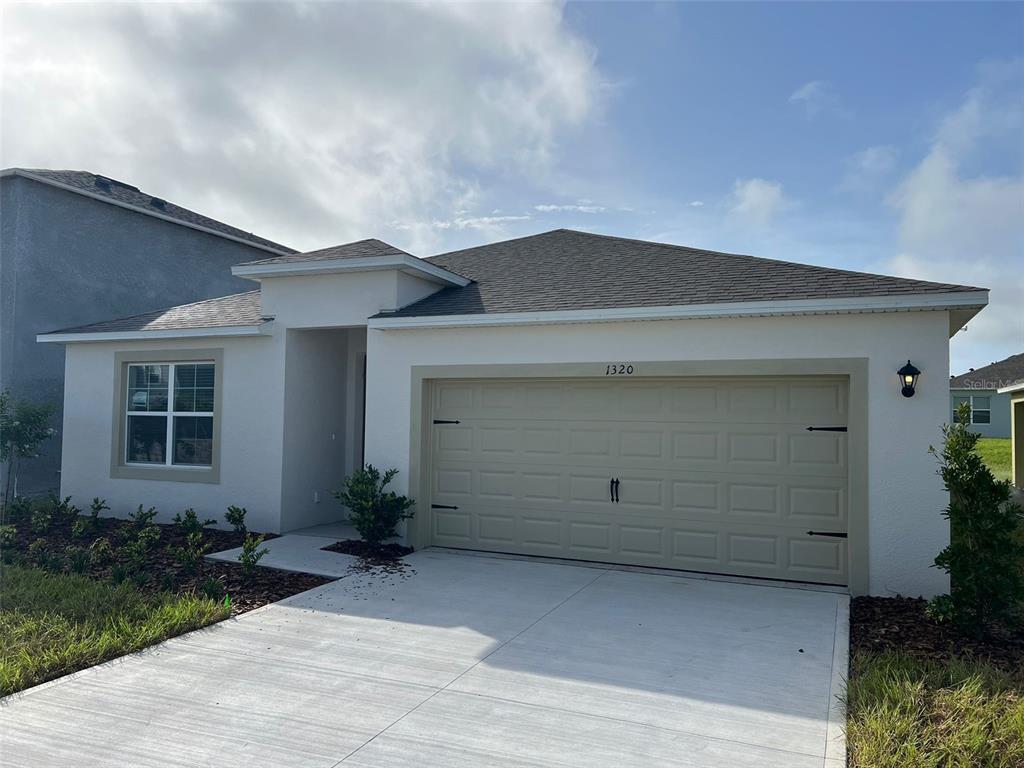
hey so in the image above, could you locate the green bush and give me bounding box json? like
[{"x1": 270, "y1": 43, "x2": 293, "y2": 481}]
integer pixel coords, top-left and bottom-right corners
[
  {"x1": 173, "y1": 507, "x2": 215, "y2": 536},
  {"x1": 30, "y1": 507, "x2": 52, "y2": 535},
  {"x1": 238, "y1": 533, "x2": 269, "y2": 581},
  {"x1": 128, "y1": 504, "x2": 158, "y2": 529},
  {"x1": 123, "y1": 525, "x2": 161, "y2": 577},
  {"x1": 89, "y1": 497, "x2": 110, "y2": 521},
  {"x1": 66, "y1": 546, "x2": 90, "y2": 574},
  {"x1": 50, "y1": 495, "x2": 80, "y2": 528},
  {"x1": 174, "y1": 531, "x2": 211, "y2": 574},
  {"x1": 333, "y1": 465, "x2": 415, "y2": 547},
  {"x1": 927, "y1": 402, "x2": 1024, "y2": 636},
  {"x1": 88, "y1": 537, "x2": 114, "y2": 568},
  {"x1": 224, "y1": 505, "x2": 247, "y2": 536},
  {"x1": 0, "y1": 523, "x2": 15, "y2": 548}
]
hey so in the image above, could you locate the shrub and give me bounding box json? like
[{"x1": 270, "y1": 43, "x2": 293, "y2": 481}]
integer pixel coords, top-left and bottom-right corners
[
  {"x1": 123, "y1": 525, "x2": 161, "y2": 576},
  {"x1": 174, "y1": 531, "x2": 211, "y2": 574},
  {"x1": 332, "y1": 465, "x2": 415, "y2": 547},
  {"x1": 51, "y1": 495, "x2": 80, "y2": 528},
  {"x1": 224, "y1": 505, "x2": 247, "y2": 536},
  {"x1": 173, "y1": 508, "x2": 216, "y2": 536},
  {"x1": 89, "y1": 497, "x2": 110, "y2": 521},
  {"x1": 66, "y1": 546, "x2": 90, "y2": 575},
  {"x1": 89, "y1": 537, "x2": 114, "y2": 568},
  {"x1": 927, "y1": 402, "x2": 1024, "y2": 636},
  {"x1": 128, "y1": 505, "x2": 158, "y2": 529},
  {"x1": 238, "y1": 534, "x2": 269, "y2": 581},
  {"x1": 0, "y1": 524, "x2": 15, "y2": 548},
  {"x1": 27, "y1": 538, "x2": 60, "y2": 571},
  {"x1": 71, "y1": 519, "x2": 90, "y2": 539},
  {"x1": 30, "y1": 507, "x2": 52, "y2": 535}
]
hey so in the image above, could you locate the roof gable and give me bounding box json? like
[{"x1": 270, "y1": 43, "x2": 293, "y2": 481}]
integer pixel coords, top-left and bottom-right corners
[{"x1": 238, "y1": 238, "x2": 411, "y2": 266}]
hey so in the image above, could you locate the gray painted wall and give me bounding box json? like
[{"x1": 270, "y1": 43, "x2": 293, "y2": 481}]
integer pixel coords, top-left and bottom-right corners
[
  {"x1": 949, "y1": 388, "x2": 1011, "y2": 438},
  {"x1": 1, "y1": 175, "x2": 280, "y2": 495}
]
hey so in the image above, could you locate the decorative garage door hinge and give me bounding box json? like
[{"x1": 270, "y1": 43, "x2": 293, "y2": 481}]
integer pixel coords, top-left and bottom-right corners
[
  {"x1": 806, "y1": 530, "x2": 848, "y2": 538},
  {"x1": 432, "y1": 419, "x2": 461, "y2": 424},
  {"x1": 805, "y1": 426, "x2": 848, "y2": 432},
  {"x1": 431, "y1": 504, "x2": 459, "y2": 510}
]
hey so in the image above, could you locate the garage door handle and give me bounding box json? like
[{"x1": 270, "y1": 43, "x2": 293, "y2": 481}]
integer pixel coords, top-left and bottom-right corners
[
  {"x1": 806, "y1": 530, "x2": 847, "y2": 538},
  {"x1": 612, "y1": 478, "x2": 620, "y2": 503},
  {"x1": 431, "y1": 504, "x2": 459, "y2": 510},
  {"x1": 609, "y1": 479, "x2": 615, "y2": 502}
]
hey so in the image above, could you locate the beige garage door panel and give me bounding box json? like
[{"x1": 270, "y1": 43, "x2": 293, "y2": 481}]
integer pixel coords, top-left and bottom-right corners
[{"x1": 429, "y1": 377, "x2": 849, "y2": 585}]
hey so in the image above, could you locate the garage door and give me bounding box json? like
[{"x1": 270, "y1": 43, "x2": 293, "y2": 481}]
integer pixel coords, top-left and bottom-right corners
[{"x1": 427, "y1": 377, "x2": 849, "y2": 585}]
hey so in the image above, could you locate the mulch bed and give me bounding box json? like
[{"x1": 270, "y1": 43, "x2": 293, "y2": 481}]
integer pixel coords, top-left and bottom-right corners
[
  {"x1": 322, "y1": 539, "x2": 414, "y2": 574},
  {"x1": 3, "y1": 515, "x2": 332, "y2": 616},
  {"x1": 850, "y1": 596, "x2": 1024, "y2": 670}
]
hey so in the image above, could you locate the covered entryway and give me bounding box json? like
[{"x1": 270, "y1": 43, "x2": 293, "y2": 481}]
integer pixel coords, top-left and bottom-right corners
[{"x1": 428, "y1": 376, "x2": 849, "y2": 584}]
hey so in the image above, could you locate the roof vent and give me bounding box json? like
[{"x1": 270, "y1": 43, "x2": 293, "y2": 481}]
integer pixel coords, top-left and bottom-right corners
[{"x1": 150, "y1": 197, "x2": 167, "y2": 210}]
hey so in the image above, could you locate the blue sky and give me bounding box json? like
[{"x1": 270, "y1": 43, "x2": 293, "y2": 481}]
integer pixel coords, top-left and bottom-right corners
[{"x1": 3, "y1": 1, "x2": 1021, "y2": 372}]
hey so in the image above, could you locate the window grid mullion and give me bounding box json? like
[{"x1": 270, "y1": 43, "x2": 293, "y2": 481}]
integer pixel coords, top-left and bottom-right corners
[{"x1": 165, "y1": 363, "x2": 175, "y2": 466}]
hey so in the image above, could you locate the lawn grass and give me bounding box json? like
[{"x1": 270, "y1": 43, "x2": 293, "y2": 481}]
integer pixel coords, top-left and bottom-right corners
[
  {"x1": 977, "y1": 437, "x2": 1012, "y2": 483},
  {"x1": 846, "y1": 651, "x2": 1024, "y2": 768},
  {"x1": 0, "y1": 565, "x2": 228, "y2": 696}
]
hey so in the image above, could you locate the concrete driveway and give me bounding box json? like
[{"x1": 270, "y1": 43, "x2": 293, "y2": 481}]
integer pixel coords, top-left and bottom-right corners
[{"x1": 1, "y1": 550, "x2": 848, "y2": 767}]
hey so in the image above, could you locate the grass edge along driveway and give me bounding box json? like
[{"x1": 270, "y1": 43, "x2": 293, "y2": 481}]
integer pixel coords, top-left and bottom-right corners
[{"x1": 1, "y1": 565, "x2": 228, "y2": 696}]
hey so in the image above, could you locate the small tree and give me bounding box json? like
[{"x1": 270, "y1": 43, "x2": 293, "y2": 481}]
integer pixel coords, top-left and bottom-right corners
[
  {"x1": 928, "y1": 402, "x2": 1024, "y2": 636},
  {"x1": 0, "y1": 391, "x2": 57, "y2": 512},
  {"x1": 333, "y1": 465, "x2": 414, "y2": 547}
]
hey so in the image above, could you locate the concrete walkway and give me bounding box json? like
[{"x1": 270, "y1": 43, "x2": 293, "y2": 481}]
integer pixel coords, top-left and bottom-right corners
[
  {"x1": 206, "y1": 523, "x2": 362, "y2": 578},
  {"x1": 1, "y1": 550, "x2": 848, "y2": 767}
]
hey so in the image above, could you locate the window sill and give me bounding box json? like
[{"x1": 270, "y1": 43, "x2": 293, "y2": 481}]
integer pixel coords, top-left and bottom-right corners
[{"x1": 111, "y1": 463, "x2": 220, "y2": 484}]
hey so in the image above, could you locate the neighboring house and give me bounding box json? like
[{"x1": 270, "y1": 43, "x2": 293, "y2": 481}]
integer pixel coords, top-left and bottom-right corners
[
  {"x1": 949, "y1": 353, "x2": 1024, "y2": 438},
  {"x1": 38, "y1": 229, "x2": 989, "y2": 598},
  {"x1": 997, "y1": 380, "x2": 1024, "y2": 489},
  {"x1": 1, "y1": 168, "x2": 295, "y2": 495}
]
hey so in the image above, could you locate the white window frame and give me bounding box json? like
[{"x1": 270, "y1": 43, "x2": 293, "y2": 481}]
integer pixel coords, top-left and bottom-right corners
[
  {"x1": 953, "y1": 394, "x2": 991, "y2": 425},
  {"x1": 124, "y1": 360, "x2": 215, "y2": 470}
]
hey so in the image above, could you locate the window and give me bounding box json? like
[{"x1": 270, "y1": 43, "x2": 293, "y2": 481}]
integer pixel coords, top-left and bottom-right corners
[
  {"x1": 952, "y1": 394, "x2": 991, "y2": 425},
  {"x1": 126, "y1": 362, "x2": 215, "y2": 467}
]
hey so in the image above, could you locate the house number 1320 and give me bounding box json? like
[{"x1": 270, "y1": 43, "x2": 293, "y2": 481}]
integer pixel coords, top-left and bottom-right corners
[{"x1": 605, "y1": 364, "x2": 634, "y2": 375}]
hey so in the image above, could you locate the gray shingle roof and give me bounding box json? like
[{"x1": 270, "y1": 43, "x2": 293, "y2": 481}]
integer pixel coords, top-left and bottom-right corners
[
  {"x1": 380, "y1": 229, "x2": 985, "y2": 318},
  {"x1": 950, "y1": 353, "x2": 1024, "y2": 389},
  {"x1": 46, "y1": 291, "x2": 267, "y2": 335},
  {"x1": 5, "y1": 168, "x2": 295, "y2": 254},
  {"x1": 239, "y1": 238, "x2": 411, "y2": 266}
]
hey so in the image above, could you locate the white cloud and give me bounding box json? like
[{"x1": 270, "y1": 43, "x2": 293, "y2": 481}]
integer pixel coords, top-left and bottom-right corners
[
  {"x1": 0, "y1": 2, "x2": 604, "y2": 253},
  {"x1": 688, "y1": 200, "x2": 704, "y2": 207},
  {"x1": 431, "y1": 214, "x2": 532, "y2": 230},
  {"x1": 884, "y1": 61, "x2": 1024, "y2": 373},
  {"x1": 730, "y1": 178, "x2": 790, "y2": 225},
  {"x1": 534, "y1": 202, "x2": 605, "y2": 213},
  {"x1": 788, "y1": 80, "x2": 848, "y2": 119},
  {"x1": 840, "y1": 145, "x2": 898, "y2": 193}
]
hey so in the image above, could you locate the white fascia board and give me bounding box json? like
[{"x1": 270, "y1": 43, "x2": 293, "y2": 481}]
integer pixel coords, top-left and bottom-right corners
[
  {"x1": 997, "y1": 381, "x2": 1024, "y2": 394},
  {"x1": 231, "y1": 253, "x2": 470, "y2": 287},
  {"x1": 1, "y1": 169, "x2": 292, "y2": 257},
  {"x1": 368, "y1": 290, "x2": 990, "y2": 330},
  {"x1": 36, "y1": 323, "x2": 273, "y2": 344}
]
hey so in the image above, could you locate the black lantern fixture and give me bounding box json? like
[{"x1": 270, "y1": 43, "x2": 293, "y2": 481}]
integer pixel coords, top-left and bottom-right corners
[{"x1": 897, "y1": 360, "x2": 920, "y2": 398}]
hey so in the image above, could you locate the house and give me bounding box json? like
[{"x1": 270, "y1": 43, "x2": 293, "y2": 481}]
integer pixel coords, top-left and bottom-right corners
[
  {"x1": 949, "y1": 353, "x2": 1024, "y2": 438},
  {"x1": 997, "y1": 380, "x2": 1024, "y2": 489},
  {"x1": 37, "y1": 229, "x2": 989, "y2": 597},
  {"x1": 0, "y1": 168, "x2": 295, "y2": 495}
]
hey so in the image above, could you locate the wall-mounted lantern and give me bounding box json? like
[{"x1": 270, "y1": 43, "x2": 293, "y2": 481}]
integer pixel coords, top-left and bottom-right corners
[{"x1": 898, "y1": 360, "x2": 920, "y2": 398}]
